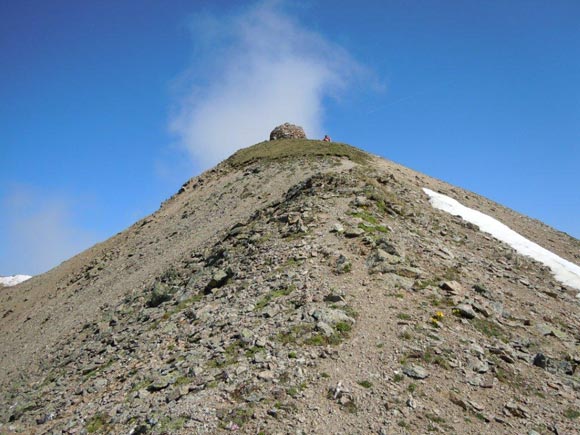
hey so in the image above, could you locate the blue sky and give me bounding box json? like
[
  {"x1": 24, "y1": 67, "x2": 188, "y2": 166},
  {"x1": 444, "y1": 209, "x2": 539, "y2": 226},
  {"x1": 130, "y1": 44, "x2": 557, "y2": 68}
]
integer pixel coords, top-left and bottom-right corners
[{"x1": 1, "y1": 0, "x2": 579, "y2": 275}]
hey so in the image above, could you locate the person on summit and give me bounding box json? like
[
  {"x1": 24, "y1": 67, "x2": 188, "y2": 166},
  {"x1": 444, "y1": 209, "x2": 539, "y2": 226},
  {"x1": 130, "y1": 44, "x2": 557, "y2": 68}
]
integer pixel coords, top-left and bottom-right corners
[{"x1": 323, "y1": 135, "x2": 331, "y2": 142}]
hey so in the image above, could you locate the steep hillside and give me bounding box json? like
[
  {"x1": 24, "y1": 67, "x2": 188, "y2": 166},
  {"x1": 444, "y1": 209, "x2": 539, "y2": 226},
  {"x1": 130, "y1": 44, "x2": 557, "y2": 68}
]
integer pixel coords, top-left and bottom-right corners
[{"x1": 1, "y1": 139, "x2": 579, "y2": 434}]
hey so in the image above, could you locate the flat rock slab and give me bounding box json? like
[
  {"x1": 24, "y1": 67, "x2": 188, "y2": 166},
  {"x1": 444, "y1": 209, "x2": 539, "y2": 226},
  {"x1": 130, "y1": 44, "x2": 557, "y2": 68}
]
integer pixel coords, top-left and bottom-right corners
[{"x1": 403, "y1": 364, "x2": 429, "y2": 379}]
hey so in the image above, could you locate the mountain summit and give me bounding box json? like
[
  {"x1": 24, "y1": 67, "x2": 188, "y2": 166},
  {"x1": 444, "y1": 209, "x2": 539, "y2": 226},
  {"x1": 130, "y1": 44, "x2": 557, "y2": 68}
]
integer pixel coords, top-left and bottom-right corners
[{"x1": 1, "y1": 139, "x2": 579, "y2": 434}]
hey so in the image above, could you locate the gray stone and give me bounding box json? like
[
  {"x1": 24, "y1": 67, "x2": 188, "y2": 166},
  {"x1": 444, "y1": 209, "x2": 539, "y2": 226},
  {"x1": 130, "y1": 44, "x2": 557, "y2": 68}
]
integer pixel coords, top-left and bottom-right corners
[
  {"x1": 311, "y1": 308, "x2": 355, "y2": 326},
  {"x1": 469, "y1": 359, "x2": 489, "y2": 373},
  {"x1": 147, "y1": 376, "x2": 173, "y2": 392},
  {"x1": 331, "y1": 223, "x2": 344, "y2": 233},
  {"x1": 316, "y1": 321, "x2": 334, "y2": 337},
  {"x1": 454, "y1": 303, "x2": 476, "y2": 319},
  {"x1": 344, "y1": 227, "x2": 365, "y2": 238},
  {"x1": 257, "y1": 370, "x2": 275, "y2": 381},
  {"x1": 239, "y1": 328, "x2": 253, "y2": 344},
  {"x1": 205, "y1": 269, "x2": 230, "y2": 293},
  {"x1": 440, "y1": 281, "x2": 464, "y2": 296},
  {"x1": 403, "y1": 364, "x2": 429, "y2": 379},
  {"x1": 335, "y1": 255, "x2": 352, "y2": 274}
]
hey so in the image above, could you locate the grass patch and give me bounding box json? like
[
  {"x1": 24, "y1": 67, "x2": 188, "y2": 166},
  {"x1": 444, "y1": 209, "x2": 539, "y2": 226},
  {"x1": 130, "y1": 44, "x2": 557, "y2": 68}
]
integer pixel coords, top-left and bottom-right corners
[
  {"x1": 221, "y1": 407, "x2": 254, "y2": 428},
  {"x1": 357, "y1": 222, "x2": 389, "y2": 234},
  {"x1": 255, "y1": 286, "x2": 295, "y2": 311},
  {"x1": 226, "y1": 139, "x2": 370, "y2": 168},
  {"x1": 442, "y1": 266, "x2": 461, "y2": 281},
  {"x1": 564, "y1": 408, "x2": 580, "y2": 420},
  {"x1": 350, "y1": 211, "x2": 379, "y2": 224},
  {"x1": 278, "y1": 320, "x2": 352, "y2": 347},
  {"x1": 398, "y1": 420, "x2": 410, "y2": 429},
  {"x1": 397, "y1": 313, "x2": 412, "y2": 320},
  {"x1": 86, "y1": 413, "x2": 110, "y2": 433},
  {"x1": 357, "y1": 380, "x2": 373, "y2": 389},
  {"x1": 304, "y1": 332, "x2": 344, "y2": 346},
  {"x1": 386, "y1": 292, "x2": 405, "y2": 299},
  {"x1": 130, "y1": 379, "x2": 152, "y2": 393},
  {"x1": 399, "y1": 331, "x2": 413, "y2": 340},
  {"x1": 158, "y1": 416, "x2": 187, "y2": 432},
  {"x1": 276, "y1": 324, "x2": 314, "y2": 345},
  {"x1": 335, "y1": 322, "x2": 352, "y2": 333},
  {"x1": 472, "y1": 318, "x2": 506, "y2": 340},
  {"x1": 393, "y1": 373, "x2": 404, "y2": 382},
  {"x1": 83, "y1": 359, "x2": 115, "y2": 380},
  {"x1": 416, "y1": 279, "x2": 441, "y2": 291},
  {"x1": 426, "y1": 413, "x2": 446, "y2": 424},
  {"x1": 495, "y1": 366, "x2": 524, "y2": 389}
]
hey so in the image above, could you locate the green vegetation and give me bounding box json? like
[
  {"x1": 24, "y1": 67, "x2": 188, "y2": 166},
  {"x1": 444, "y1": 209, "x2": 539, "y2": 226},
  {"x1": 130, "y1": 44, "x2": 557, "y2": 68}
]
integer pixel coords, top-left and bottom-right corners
[
  {"x1": 472, "y1": 318, "x2": 506, "y2": 340},
  {"x1": 287, "y1": 382, "x2": 307, "y2": 398},
  {"x1": 426, "y1": 413, "x2": 446, "y2": 424},
  {"x1": 222, "y1": 407, "x2": 254, "y2": 428},
  {"x1": 335, "y1": 321, "x2": 352, "y2": 333},
  {"x1": 302, "y1": 320, "x2": 352, "y2": 346},
  {"x1": 442, "y1": 266, "x2": 461, "y2": 281},
  {"x1": 276, "y1": 324, "x2": 314, "y2": 345},
  {"x1": 416, "y1": 278, "x2": 442, "y2": 291},
  {"x1": 357, "y1": 222, "x2": 389, "y2": 234},
  {"x1": 165, "y1": 294, "x2": 203, "y2": 317},
  {"x1": 83, "y1": 358, "x2": 115, "y2": 380},
  {"x1": 564, "y1": 408, "x2": 580, "y2": 420},
  {"x1": 397, "y1": 420, "x2": 410, "y2": 429},
  {"x1": 226, "y1": 139, "x2": 370, "y2": 167},
  {"x1": 255, "y1": 286, "x2": 295, "y2": 311},
  {"x1": 130, "y1": 379, "x2": 152, "y2": 393},
  {"x1": 158, "y1": 416, "x2": 187, "y2": 432},
  {"x1": 86, "y1": 413, "x2": 110, "y2": 433},
  {"x1": 350, "y1": 210, "x2": 379, "y2": 224},
  {"x1": 399, "y1": 330, "x2": 413, "y2": 340},
  {"x1": 393, "y1": 373, "x2": 404, "y2": 382},
  {"x1": 357, "y1": 380, "x2": 373, "y2": 389}
]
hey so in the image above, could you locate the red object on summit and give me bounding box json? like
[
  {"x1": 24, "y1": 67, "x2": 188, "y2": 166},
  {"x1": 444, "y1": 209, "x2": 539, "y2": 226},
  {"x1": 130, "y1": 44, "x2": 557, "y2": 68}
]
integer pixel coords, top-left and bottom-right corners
[{"x1": 323, "y1": 135, "x2": 331, "y2": 142}]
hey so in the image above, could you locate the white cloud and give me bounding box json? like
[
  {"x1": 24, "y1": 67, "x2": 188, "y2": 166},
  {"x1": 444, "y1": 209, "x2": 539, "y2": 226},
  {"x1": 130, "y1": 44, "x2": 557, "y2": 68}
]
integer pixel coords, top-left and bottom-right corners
[
  {"x1": 0, "y1": 186, "x2": 98, "y2": 275},
  {"x1": 169, "y1": 1, "x2": 369, "y2": 168}
]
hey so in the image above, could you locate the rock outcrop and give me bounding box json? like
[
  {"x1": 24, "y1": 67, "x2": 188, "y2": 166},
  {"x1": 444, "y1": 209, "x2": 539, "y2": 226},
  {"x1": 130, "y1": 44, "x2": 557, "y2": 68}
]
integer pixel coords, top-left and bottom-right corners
[{"x1": 269, "y1": 122, "x2": 306, "y2": 140}]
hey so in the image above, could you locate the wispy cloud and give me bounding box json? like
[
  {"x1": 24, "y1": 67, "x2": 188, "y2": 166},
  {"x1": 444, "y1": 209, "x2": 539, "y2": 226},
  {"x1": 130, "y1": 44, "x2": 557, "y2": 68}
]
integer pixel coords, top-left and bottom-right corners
[
  {"x1": 0, "y1": 186, "x2": 99, "y2": 275},
  {"x1": 169, "y1": 1, "x2": 370, "y2": 168}
]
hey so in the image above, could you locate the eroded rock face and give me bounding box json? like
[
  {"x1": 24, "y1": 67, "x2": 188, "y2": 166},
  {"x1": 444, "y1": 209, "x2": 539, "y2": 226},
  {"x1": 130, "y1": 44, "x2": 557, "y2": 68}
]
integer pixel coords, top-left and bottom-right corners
[{"x1": 269, "y1": 123, "x2": 306, "y2": 140}]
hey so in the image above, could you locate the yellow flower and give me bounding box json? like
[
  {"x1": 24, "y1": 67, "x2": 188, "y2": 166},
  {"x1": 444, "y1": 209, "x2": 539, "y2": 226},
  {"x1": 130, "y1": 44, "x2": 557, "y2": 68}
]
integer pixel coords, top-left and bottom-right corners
[{"x1": 434, "y1": 311, "x2": 445, "y2": 320}]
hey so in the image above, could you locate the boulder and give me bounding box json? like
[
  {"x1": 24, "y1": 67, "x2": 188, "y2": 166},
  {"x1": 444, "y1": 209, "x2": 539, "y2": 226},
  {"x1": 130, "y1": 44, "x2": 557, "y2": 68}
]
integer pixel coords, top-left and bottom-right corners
[{"x1": 269, "y1": 123, "x2": 307, "y2": 140}]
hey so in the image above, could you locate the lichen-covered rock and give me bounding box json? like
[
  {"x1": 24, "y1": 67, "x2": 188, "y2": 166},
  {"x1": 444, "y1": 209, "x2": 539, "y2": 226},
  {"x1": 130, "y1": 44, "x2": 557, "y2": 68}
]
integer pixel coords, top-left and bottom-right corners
[{"x1": 269, "y1": 123, "x2": 306, "y2": 140}]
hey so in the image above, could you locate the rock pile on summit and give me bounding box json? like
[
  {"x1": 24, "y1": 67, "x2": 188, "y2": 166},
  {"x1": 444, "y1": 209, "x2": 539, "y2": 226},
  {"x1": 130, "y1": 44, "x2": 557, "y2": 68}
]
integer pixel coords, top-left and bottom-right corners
[{"x1": 269, "y1": 122, "x2": 306, "y2": 140}]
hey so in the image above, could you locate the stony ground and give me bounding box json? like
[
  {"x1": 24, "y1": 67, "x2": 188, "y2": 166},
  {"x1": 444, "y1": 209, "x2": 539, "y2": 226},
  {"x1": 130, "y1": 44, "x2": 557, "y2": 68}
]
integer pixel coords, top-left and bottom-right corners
[{"x1": 1, "y1": 140, "x2": 579, "y2": 434}]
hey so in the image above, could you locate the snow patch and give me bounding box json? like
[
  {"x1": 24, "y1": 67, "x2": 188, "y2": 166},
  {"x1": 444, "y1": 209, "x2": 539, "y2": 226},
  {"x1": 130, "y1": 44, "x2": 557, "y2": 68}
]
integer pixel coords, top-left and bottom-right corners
[
  {"x1": 0, "y1": 275, "x2": 32, "y2": 287},
  {"x1": 423, "y1": 188, "x2": 580, "y2": 297}
]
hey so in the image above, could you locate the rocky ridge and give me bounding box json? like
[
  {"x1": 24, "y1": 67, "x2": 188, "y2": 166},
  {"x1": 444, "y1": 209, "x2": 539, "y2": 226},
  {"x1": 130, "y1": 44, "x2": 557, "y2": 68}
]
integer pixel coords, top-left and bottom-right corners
[{"x1": 1, "y1": 139, "x2": 579, "y2": 434}]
